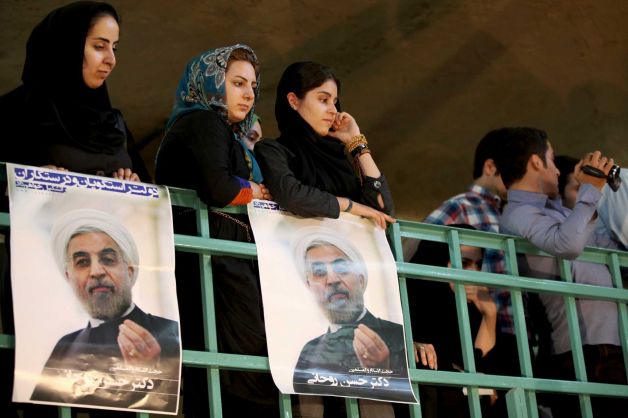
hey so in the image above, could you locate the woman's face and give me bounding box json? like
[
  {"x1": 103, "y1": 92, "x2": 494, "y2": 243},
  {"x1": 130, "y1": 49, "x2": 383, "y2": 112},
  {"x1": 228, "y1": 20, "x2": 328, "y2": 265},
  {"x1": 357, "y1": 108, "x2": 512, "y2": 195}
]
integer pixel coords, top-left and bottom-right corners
[
  {"x1": 290, "y1": 79, "x2": 338, "y2": 136},
  {"x1": 83, "y1": 15, "x2": 119, "y2": 89},
  {"x1": 225, "y1": 60, "x2": 257, "y2": 124}
]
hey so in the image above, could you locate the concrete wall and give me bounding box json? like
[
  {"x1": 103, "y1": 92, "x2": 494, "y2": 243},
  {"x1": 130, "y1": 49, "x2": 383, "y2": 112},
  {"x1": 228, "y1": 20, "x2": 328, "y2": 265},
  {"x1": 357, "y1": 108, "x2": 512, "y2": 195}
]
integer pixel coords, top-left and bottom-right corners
[{"x1": 2, "y1": 0, "x2": 627, "y2": 219}]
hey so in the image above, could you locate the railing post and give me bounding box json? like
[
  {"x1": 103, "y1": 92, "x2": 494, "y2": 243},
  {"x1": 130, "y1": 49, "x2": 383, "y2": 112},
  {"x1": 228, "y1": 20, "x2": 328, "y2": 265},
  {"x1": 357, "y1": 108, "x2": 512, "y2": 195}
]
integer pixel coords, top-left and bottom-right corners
[
  {"x1": 195, "y1": 202, "x2": 223, "y2": 418},
  {"x1": 558, "y1": 258, "x2": 593, "y2": 418},
  {"x1": 608, "y1": 252, "x2": 628, "y2": 382},
  {"x1": 504, "y1": 238, "x2": 539, "y2": 418},
  {"x1": 279, "y1": 393, "x2": 293, "y2": 418},
  {"x1": 448, "y1": 229, "x2": 482, "y2": 417},
  {"x1": 506, "y1": 387, "x2": 528, "y2": 418},
  {"x1": 345, "y1": 397, "x2": 360, "y2": 417},
  {"x1": 390, "y1": 222, "x2": 423, "y2": 418}
]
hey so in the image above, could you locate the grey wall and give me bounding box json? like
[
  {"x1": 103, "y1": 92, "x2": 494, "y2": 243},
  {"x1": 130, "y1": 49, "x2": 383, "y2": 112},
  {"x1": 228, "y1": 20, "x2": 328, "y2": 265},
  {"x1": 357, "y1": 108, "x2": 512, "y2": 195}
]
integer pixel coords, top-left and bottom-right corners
[{"x1": 2, "y1": 0, "x2": 627, "y2": 219}]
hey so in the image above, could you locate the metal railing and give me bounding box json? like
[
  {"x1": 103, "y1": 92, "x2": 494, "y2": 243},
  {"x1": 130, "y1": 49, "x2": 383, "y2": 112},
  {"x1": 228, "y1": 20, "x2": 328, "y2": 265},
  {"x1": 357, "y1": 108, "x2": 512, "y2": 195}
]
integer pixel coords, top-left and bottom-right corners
[{"x1": 1, "y1": 174, "x2": 627, "y2": 417}]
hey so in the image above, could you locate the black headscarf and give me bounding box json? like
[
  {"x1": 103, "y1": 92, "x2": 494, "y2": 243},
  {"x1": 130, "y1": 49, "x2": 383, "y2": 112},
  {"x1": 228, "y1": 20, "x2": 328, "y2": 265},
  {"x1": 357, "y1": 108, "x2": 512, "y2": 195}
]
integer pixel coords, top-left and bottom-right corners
[
  {"x1": 2, "y1": 1, "x2": 126, "y2": 162},
  {"x1": 275, "y1": 62, "x2": 361, "y2": 198}
]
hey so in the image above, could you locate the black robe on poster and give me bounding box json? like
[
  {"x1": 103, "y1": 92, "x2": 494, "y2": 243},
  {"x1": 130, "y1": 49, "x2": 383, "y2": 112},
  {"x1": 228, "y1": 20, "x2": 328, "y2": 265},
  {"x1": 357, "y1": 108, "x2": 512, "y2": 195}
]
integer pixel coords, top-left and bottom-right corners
[
  {"x1": 293, "y1": 310, "x2": 413, "y2": 402},
  {"x1": 31, "y1": 306, "x2": 180, "y2": 413}
]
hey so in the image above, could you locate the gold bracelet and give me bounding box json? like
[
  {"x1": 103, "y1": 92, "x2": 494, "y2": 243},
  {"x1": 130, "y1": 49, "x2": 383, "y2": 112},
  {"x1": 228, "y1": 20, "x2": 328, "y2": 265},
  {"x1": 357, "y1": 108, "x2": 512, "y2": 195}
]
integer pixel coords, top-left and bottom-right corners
[{"x1": 346, "y1": 134, "x2": 368, "y2": 154}]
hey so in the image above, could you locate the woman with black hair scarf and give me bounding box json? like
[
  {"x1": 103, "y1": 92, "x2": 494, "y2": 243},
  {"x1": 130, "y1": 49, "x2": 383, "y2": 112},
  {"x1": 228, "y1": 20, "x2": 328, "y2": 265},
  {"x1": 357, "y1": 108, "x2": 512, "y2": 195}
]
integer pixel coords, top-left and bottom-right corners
[
  {"x1": 255, "y1": 61, "x2": 395, "y2": 230},
  {"x1": 0, "y1": 1, "x2": 148, "y2": 181},
  {"x1": 255, "y1": 61, "x2": 396, "y2": 418},
  {"x1": 0, "y1": 3, "x2": 147, "y2": 417}
]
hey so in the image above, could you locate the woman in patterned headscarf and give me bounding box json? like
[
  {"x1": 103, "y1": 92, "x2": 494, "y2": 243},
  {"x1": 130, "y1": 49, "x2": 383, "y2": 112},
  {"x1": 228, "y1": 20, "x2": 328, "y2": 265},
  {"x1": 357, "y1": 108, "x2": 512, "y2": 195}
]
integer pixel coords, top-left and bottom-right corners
[{"x1": 155, "y1": 45, "x2": 276, "y2": 418}]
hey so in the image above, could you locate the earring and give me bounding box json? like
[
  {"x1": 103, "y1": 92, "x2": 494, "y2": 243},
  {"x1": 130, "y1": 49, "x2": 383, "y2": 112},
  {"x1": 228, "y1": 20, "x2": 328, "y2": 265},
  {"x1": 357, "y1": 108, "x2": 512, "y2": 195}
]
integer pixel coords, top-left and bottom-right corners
[{"x1": 291, "y1": 105, "x2": 297, "y2": 110}]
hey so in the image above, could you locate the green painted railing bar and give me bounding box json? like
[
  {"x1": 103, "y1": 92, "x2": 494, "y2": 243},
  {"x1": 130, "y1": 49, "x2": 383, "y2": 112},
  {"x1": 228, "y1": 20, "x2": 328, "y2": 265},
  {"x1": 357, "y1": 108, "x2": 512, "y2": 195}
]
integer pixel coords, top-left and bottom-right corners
[
  {"x1": 279, "y1": 393, "x2": 293, "y2": 418},
  {"x1": 409, "y1": 369, "x2": 628, "y2": 397},
  {"x1": 192, "y1": 199, "x2": 224, "y2": 418},
  {"x1": 0, "y1": 333, "x2": 14, "y2": 349},
  {"x1": 558, "y1": 258, "x2": 593, "y2": 417},
  {"x1": 174, "y1": 233, "x2": 258, "y2": 258},
  {"x1": 397, "y1": 220, "x2": 628, "y2": 265},
  {"x1": 609, "y1": 253, "x2": 628, "y2": 382},
  {"x1": 447, "y1": 230, "x2": 483, "y2": 418},
  {"x1": 504, "y1": 238, "x2": 539, "y2": 418},
  {"x1": 345, "y1": 397, "x2": 360, "y2": 418},
  {"x1": 506, "y1": 387, "x2": 528, "y2": 418},
  {"x1": 392, "y1": 221, "x2": 424, "y2": 418},
  {"x1": 183, "y1": 350, "x2": 269, "y2": 371},
  {"x1": 397, "y1": 263, "x2": 628, "y2": 301}
]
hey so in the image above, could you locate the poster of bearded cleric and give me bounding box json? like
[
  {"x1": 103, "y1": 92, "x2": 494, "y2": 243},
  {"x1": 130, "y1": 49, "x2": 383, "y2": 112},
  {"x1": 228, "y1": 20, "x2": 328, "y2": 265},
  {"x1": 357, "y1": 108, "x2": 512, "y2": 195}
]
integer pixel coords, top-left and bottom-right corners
[
  {"x1": 7, "y1": 164, "x2": 181, "y2": 415},
  {"x1": 248, "y1": 200, "x2": 417, "y2": 404}
]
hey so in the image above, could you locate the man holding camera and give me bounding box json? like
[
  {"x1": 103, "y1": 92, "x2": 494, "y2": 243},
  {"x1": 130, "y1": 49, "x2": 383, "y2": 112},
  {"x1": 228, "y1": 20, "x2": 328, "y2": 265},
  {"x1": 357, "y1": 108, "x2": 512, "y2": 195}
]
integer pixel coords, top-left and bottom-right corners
[{"x1": 494, "y1": 127, "x2": 626, "y2": 418}]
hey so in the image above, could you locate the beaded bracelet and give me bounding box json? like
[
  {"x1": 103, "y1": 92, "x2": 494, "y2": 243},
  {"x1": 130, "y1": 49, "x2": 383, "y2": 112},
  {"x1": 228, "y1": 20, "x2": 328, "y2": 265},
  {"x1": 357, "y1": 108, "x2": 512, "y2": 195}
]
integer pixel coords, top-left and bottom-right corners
[{"x1": 345, "y1": 134, "x2": 368, "y2": 155}]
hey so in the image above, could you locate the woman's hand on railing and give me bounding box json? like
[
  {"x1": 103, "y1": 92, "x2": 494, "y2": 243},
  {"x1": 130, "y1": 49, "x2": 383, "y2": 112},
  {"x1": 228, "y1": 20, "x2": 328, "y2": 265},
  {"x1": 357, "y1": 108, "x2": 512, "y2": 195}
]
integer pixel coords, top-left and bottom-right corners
[
  {"x1": 42, "y1": 165, "x2": 68, "y2": 171},
  {"x1": 346, "y1": 200, "x2": 395, "y2": 229},
  {"x1": 250, "y1": 182, "x2": 273, "y2": 201},
  {"x1": 413, "y1": 342, "x2": 438, "y2": 370},
  {"x1": 112, "y1": 168, "x2": 140, "y2": 182}
]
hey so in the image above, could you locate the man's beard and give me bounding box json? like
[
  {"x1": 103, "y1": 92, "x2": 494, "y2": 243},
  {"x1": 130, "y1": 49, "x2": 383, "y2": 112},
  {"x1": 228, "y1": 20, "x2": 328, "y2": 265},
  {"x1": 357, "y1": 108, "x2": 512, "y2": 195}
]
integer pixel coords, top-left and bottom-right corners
[
  {"x1": 321, "y1": 283, "x2": 364, "y2": 324},
  {"x1": 79, "y1": 278, "x2": 132, "y2": 320}
]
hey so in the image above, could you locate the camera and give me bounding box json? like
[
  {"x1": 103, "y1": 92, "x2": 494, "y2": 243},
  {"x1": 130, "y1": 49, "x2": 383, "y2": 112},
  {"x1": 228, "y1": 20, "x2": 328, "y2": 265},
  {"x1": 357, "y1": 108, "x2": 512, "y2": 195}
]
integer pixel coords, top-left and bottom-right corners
[{"x1": 582, "y1": 164, "x2": 622, "y2": 192}]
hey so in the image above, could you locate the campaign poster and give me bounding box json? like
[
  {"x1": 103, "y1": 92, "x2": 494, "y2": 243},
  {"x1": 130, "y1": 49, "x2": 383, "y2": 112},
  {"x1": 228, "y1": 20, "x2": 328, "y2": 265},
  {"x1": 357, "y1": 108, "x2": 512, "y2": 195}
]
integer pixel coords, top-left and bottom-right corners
[
  {"x1": 248, "y1": 200, "x2": 417, "y2": 404},
  {"x1": 7, "y1": 164, "x2": 181, "y2": 415}
]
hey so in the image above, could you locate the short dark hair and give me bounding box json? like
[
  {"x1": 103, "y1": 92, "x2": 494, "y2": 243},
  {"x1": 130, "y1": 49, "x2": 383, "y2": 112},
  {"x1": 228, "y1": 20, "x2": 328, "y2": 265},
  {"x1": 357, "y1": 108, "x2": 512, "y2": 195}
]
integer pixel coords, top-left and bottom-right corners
[
  {"x1": 555, "y1": 155, "x2": 579, "y2": 197},
  {"x1": 473, "y1": 130, "x2": 504, "y2": 179},
  {"x1": 491, "y1": 127, "x2": 549, "y2": 189}
]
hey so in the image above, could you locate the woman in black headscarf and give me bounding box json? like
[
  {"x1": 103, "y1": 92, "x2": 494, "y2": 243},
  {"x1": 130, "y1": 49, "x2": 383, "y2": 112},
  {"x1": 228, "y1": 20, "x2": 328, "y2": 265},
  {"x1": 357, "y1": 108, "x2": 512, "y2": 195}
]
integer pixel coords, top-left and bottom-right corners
[
  {"x1": 0, "y1": 1, "x2": 147, "y2": 181},
  {"x1": 0, "y1": 4, "x2": 146, "y2": 417},
  {"x1": 255, "y1": 61, "x2": 395, "y2": 229},
  {"x1": 254, "y1": 61, "x2": 395, "y2": 418}
]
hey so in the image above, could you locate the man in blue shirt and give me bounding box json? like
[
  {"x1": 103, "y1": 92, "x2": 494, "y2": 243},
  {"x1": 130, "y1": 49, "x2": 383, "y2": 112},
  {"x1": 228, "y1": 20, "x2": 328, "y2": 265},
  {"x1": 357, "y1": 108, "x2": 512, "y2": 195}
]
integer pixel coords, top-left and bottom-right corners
[{"x1": 494, "y1": 127, "x2": 625, "y2": 418}]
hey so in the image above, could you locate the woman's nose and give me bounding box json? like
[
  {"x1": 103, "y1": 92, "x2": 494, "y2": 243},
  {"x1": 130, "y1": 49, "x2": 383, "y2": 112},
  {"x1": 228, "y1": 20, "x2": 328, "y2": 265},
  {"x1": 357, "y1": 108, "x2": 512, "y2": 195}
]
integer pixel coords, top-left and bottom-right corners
[{"x1": 104, "y1": 48, "x2": 116, "y2": 67}]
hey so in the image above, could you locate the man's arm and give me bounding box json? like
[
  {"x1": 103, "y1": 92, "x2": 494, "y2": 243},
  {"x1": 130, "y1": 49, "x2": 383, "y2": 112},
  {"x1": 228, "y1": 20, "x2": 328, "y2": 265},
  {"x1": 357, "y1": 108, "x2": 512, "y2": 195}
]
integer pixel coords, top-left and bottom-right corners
[{"x1": 511, "y1": 184, "x2": 601, "y2": 259}]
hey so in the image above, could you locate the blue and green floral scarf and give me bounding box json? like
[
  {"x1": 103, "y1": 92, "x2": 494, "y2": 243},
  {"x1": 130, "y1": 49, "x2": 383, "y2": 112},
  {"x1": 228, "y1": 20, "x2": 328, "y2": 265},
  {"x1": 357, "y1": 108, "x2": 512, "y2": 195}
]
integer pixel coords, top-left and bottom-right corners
[{"x1": 166, "y1": 44, "x2": 262, "y2": 182}]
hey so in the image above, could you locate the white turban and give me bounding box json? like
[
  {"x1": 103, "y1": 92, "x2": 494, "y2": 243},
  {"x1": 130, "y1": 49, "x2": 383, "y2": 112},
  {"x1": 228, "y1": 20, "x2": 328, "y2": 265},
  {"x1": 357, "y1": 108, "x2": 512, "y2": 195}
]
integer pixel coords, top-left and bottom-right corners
[
  {"x1": 292, "y1": 227, "x2": 368, "y2": 287},
  {"x1": 51, "y1": 209, "x2": 139, "y2": 280}
]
